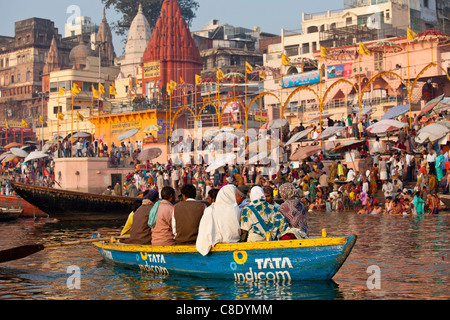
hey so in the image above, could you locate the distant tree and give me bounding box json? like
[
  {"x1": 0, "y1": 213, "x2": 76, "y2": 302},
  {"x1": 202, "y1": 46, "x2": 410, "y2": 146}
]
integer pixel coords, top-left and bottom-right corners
[{"x1": 103, "y1": 0, "x2": 200, "y2": 38}]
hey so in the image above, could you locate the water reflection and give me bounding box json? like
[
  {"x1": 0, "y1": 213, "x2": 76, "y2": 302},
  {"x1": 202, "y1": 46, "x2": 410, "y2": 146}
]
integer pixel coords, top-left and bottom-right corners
[{"x1": 0, "y1": 213, "x2": 448, "y2": 300}]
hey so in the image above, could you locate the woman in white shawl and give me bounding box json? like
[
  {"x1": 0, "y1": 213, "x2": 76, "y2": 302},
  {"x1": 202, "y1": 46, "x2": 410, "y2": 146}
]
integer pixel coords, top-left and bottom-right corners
[{"x1": 196, "y1": 184, "x2": 241, "y2": 256}]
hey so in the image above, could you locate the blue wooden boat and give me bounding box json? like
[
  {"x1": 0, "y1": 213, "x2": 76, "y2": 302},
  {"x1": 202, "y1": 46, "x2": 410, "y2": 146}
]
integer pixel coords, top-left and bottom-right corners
[{"x1": 94, "y1": 234, "x2": 357, "y2": 281}]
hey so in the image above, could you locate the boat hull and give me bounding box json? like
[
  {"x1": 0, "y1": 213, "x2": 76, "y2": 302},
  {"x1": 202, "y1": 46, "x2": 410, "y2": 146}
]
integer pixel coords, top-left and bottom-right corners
[
  {"x1": 94, "y1": 235, "x2": 357, "y2": 281},
  {"x1": 0, "y1": 195, "x2": 46, "y2": 218},
  {"x1": 0, "y1": 209, "x2": 23, "y2": 221},
  {"x1": 10, "y1": 181, "x2": 139, "y2": 221}
]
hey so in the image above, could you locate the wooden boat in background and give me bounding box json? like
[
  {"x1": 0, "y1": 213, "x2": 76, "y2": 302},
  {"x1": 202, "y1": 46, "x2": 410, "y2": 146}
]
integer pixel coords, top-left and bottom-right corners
[
  {"x1": 10, "y1": 181, "x2": 140, "y2": 221},
  {"x1": 0, "y1": 194, "x2": 46, "y2": 218},
  {"x1": 94, "y1": 234, "x2": 357, "y2": 281},
  {"x1": 0, "y1": 208, "x2": 23, "y2": 221}
]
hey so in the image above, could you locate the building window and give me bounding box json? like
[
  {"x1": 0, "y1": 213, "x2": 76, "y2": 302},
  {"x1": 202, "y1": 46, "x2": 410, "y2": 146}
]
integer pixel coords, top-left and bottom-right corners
[
  {"x1": 374, "y1": 52, "x2": 384, "y2": 71},
  {"x1": 346, "y1": 17, "x2": 353, "y2": 25},
  {"x1": 424, "y1": 0, "x2": 429, "y2": 8}
]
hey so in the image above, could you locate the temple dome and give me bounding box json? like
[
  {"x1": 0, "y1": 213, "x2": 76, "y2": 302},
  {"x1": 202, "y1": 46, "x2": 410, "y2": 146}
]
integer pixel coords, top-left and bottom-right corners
[{"x1": 69, "y1": 41, "x2": 93, "y2": 66}]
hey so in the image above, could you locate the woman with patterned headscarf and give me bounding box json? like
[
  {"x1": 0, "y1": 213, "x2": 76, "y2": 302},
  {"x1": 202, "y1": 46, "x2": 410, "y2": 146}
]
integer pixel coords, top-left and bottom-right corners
[
  {"x1": 240, "y1": 186, "x2": 288, "y2": 242},
  {"x1": 278, "y1": 183, "x2": 308, "y2": 237}
]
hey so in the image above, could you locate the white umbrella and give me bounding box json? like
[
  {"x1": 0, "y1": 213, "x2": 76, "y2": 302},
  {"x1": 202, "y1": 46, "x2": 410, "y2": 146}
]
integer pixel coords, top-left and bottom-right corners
[
  {"x1": 415, "y1": 123, "x2": 450, "y2": 144},
  {"x1": 118, "y1": 128, "x2": 139, "y2": 141},
  {"x1": 366, "y1": 119, "x2": 407, "y2": 134},
  {"x1": 315, "y1": 127, "x2": 345, "y2": 141},
  {"x1": 137, "y1": 148, "x2": 162, "y2": 161},
  {"x1": 266, "y1": 119, "x2": 288, "y2": 130},
  {"x1": 66, "y1": 132, "x2": 91, "y2": 139},
  {"x1": 10, "y1": 148, "x2": 28, "y2": 158},
  {"x1": 285, "y1": 128, "x2": 313, "y2": 146},
  {"x1": 206, "y1": 154, "x2": 236, "y2": 173},
  {"x1": 24, "y1": 151, "x2": 49, "y2": 163}
]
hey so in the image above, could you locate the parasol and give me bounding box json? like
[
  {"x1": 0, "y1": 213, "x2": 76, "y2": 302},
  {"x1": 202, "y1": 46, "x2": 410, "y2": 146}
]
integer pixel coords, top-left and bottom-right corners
[
  {"x1": 380, "y1": 104, "x2": 410, "y2": 120},
  {"x1": 2, "y1": 154, "x2": 18, "y2": 163},
  {"x1": 261, "y1": 119, "x2": 288, "y2": 130},
  {"x1": 324, "y1": 49, "x2": 357, "y2": 62},
  {"x1": 137, "y1": 148, "x2": 162, "y2": 162},
  {"x1": 118, "y1": 128, "x2": 139, "y2": 141},
  {"x1": 0, "y1": 152, "x2": 12, "y2": 161},
  {"x1": 9, "y1": 148, "x2": 28, "y2": 158},
  {"x1": 328, "y1": 140, "x2": 365, "y2": 155},
  {"x1": 206, "y1": 153, "x2": 237, "y2": 173},
  {"x1": 290, "y1": 145, "x2": 322, "y2": 161},
  {"x1": 415, "y1": 30, "x2": 450, "y2": 44},
  {"x1": 314, "y1": 127, "x2": 345, "y2": 141},
  {"x1": 415, "y1": 123, "x2": 449, "y2": 144},
  {"x1": 285, "y1": 128, "x2": 313, "y2": 146},
  {"x1": 4, "y1": 142, "x2": 22, "y2": 149},
  {"x1": 370, "y1": 40, "x2": 403, "y2": 53},
  {"x1": 24, "y1": 151, "x2": 49, "y2": 163},
  {"x1": 366, "y1": 119, "x2": 407, "y2": 134},
  {"x1": 66, "y1": 132, "x2": 91, "y2": 139},
  {"x1": 144, "y1": 125, "x2": 162, "y2": 134},
  {"x1": 419, "y1": 94, "x2": 445, "y2": 115}
]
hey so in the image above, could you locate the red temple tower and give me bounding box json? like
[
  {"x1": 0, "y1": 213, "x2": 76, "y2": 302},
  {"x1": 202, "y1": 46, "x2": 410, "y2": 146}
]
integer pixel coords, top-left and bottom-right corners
[{"x1": 142, "y1": 0, "x2": 202, "y2": 104}]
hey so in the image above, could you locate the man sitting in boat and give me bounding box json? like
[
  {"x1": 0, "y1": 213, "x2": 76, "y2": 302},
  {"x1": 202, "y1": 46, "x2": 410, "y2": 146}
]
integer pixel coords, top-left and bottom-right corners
[
  {"x1": 123, "y1": 189, "x2": 159, "y2": 245},
  {"x1": 240, "y1": 186, "x2": 289, "y2": 242},
  {"x1": 148, "y1": 186, "x2": 177, "y2": 246},
  {"x1": 171, "y1": 184, "x2": 206, "y2": 245},
  {"x1": 196, "y1": 185, "x2": 241, "y2": 256}
]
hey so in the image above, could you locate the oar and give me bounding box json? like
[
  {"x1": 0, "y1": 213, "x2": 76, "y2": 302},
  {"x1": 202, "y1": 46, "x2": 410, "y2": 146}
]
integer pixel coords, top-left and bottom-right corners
[{"x1": 0, "y1": 235, "x2": 129, "y2": 264}]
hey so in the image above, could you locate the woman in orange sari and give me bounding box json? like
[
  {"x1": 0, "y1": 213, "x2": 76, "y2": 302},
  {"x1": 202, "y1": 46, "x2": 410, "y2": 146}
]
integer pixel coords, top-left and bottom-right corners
[{"x1": 369, "y1": 164, "x2": 379, "y2": 196}]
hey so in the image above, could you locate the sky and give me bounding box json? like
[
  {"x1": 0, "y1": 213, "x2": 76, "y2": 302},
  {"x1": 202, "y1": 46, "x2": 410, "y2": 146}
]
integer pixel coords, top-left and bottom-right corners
[{"x1": 0, "y1": 0, "x2": 344, "y2": 56}]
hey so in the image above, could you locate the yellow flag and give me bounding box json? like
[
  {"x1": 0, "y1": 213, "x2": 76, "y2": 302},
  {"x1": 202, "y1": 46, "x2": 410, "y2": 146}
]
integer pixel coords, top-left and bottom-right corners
[
  {"x1": 170, "y1": 80, "x2": 177, "y2": 89},
  {"x1": 320, "y1": 46, "x2": 330, "y2": 58},
  {"x1": 57, "y1": 112, "x2": 65, "y2": 120},
  {"x1": 259, "y1": 71, "x2": 266, "y2": 80},
  {"x1": 21, "y1": 119, "x2": 29, "y2": 128},
  {"x1": 282, "y1": 54, "x2": 290, "y2": 65},
  {"x1": 110, "y1": 83, "x2": 117, "y2": 96},
  {"x1": 166, "y1": 82, "x2": 173, "y2": 95},
  {"x1": 359, "y1": 42, "x2": 371, "y2": 56},
  {"x1": 179, "y1": 77, "x2": 185, "y2": 84},
  {"x1": 245, "y1": 61, "x2": 253, "y2": 74},
  {"x1": 217, "y1": 68, "x2": 224, "y2": 81},
  {"x1": 39, "y1": 115, "x2": 45, "y2": 123},
  {"x1": 98, "y1": 83, "x2": 105, "y2": 95},
  {"x1": 92, "y1": 85, "x2": 99, "y2": 99},
  {"x1": 5, "y1": 121, "x2": 9, "y2": 129},
  {"x1": 195, "y1": 74, "x2": 202, "y2": 85},
  {"x1": 77, "y1": 111, "x2": 84, "y2": 121},
  {"x1": 58, "y1": 87, "x2": 65, "y2": 97},
  {"x1": 72, "y1": 83, "x2": 81, "y2": 97},
  {"x1": 407, "y1": 27, "x2": 418, "y2": 41}
]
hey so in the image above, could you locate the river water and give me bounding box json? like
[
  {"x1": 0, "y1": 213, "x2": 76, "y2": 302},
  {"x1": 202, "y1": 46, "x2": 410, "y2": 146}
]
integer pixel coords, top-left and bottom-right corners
[{"x1": 0, "y1": 212, "x2": 448, "y2": 301}]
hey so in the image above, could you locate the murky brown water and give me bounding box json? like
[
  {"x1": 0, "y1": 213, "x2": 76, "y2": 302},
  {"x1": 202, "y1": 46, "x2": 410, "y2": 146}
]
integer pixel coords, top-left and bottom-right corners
[{"x1": 0, "y1": 212, "x2": 448, "y2": 300}]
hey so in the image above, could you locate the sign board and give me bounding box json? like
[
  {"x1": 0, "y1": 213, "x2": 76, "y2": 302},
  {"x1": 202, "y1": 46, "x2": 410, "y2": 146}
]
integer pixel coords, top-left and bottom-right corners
[
  {"x1": 255, "y1": 110, "x2": 268, "y2": 122},
  {"x1": 327, "y1": 63, "x2": 353, "y2": 79},
  {"x1": 111, "y1": 121, "x2": 142, "y2": 136},
  {"x1": 282, "y1": 70, "x2": 320, "y2": 89},
  {"x1": 144, "y1": 61, "x2": 161, "y2": 79}
]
